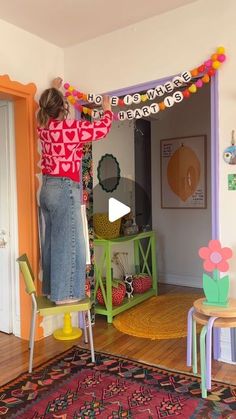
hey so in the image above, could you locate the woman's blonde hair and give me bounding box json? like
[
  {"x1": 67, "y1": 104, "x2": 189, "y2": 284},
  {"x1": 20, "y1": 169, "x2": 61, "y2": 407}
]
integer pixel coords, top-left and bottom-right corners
[{"x1": 37, "y1": 87, "x2": 69, "y2": 127}]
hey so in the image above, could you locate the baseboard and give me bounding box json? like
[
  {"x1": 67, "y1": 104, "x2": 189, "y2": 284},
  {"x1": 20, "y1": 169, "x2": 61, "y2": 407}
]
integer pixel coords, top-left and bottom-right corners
[
  {"x1": 159, "y1": 272, "x2": 202, "y2": 288},
  {"x1": 218, "y1": 341, "x2": 235, "y2": 364},
  {"x1": 218, "y1": 329, "x2": 236, "y2": 364}
]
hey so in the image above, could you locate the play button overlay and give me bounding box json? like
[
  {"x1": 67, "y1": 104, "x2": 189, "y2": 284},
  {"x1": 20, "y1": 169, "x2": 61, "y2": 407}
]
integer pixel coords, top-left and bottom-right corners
[
  {"x1": 93, "y1": 175, "x2": 151, "y2": 241},
  {"x1": 108, "y1": 198, "x2": 130, "y2": 222}
]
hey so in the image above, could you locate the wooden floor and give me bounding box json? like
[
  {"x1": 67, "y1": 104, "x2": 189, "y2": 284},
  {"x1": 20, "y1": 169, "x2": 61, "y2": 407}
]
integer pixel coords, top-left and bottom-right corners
[{"x1": 1, "y1": 284, "x2": 236, "y2": 386}]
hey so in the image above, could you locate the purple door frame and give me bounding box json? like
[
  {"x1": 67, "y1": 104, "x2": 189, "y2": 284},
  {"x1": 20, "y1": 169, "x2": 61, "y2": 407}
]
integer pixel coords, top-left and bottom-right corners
[{"x1": 104, "y1": 73, "x2": 219, "y2": 239}]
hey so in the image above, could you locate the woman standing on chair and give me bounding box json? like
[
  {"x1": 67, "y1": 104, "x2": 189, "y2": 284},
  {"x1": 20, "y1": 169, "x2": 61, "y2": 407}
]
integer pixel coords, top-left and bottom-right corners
[{"x1": 37, "y1": 78, "x2": 113, "y2": 305}]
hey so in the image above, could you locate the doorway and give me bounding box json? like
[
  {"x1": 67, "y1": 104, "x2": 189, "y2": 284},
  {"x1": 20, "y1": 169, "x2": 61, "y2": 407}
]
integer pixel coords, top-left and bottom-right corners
[
  {"x1": 94, "y1": 74, "x2": 218, "y2": 288},
  {"x1": 0, "y1": 100, "x2": 17, "y2": 333}
]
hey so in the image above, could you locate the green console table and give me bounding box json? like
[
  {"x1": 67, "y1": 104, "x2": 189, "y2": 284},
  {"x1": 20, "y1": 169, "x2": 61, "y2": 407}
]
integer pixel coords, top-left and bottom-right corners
[{"x1": 94, "y1": 230, "x2": 158, "y2": 323}]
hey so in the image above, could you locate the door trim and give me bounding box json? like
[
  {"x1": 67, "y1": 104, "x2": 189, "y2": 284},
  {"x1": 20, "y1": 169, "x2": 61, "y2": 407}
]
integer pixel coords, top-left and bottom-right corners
[
  {"x1": 8, "y1": 101, "x2": 20, "y2": 336},
  {"x1": 0, "y1": 75, "x2": 41, "y2": 339},
  {"x1": 0, "y1": 101, "x2": 19, "y2": 334}
]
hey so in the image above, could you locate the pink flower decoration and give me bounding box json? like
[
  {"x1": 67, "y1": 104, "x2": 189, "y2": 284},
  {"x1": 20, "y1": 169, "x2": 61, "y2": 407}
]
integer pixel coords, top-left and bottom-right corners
[{"x1": 199, "y1": 240, "x2": 232, "y2": 272}]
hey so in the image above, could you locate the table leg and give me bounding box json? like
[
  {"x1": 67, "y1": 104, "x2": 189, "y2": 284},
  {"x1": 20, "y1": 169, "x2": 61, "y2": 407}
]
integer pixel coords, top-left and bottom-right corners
[
  {"x1": 105, "y1": 242, "x2": 113, "y2": 323},
  {"x1": 134, "y1": 239, "x2": 140, "y2": 274},
  {"x1": 200, "y1": 325, "x2": 208, "y2": 398},
  {"x1": 150, "y1": 233, "x2": 158, "y2": 295}
]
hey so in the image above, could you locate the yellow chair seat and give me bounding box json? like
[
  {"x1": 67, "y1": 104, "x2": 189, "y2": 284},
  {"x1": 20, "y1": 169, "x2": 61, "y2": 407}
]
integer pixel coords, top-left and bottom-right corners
[{"x1": 36, "y1": 296, "x2": 91, "y2": 316}]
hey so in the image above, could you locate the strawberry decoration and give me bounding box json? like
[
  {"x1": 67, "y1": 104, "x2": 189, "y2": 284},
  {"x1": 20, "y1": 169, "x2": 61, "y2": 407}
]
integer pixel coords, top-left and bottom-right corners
[
  {"x1": 133, "y1": 274, "x2": 152, "y2": 294},
  {"x1": 96, "y1": 280, "x2": 126, "y2": 306}
]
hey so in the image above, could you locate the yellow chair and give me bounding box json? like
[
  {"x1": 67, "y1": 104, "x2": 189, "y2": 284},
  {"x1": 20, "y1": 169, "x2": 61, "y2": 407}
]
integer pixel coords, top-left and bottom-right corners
[{"x1": 17, "y1": 254, "x2": 95, "y2": 373}]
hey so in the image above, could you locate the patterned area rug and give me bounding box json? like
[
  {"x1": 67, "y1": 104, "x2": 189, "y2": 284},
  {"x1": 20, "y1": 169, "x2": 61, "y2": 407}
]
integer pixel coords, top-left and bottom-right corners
[
  {"x1": 113, "y1": 294, "x2": 203, "y2": 339},
  {"x1": 0, "y1": 346, "x2": 236, "y2": 418}
]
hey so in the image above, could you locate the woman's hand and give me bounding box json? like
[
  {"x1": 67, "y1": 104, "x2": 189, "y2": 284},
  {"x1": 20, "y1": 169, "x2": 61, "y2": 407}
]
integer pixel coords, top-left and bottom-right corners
[
  {"x1": 51, "y1": 77, "x2": 63, "y2": 90},
  {"x1": 102, "y1": 95, "x2": 111, "y2": 112}
]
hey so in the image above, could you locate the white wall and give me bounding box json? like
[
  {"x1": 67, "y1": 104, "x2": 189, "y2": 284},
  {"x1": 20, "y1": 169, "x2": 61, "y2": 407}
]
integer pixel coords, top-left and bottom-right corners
[
  {"x1": 151, "y1": 85, "x2": 211, "y2": 287},
  {"x1": 65, "y1": 0, "x2": 236, "y2": 298},
  {"x1": 0, "y1": 18, "x2": 64, "y2": 95}
]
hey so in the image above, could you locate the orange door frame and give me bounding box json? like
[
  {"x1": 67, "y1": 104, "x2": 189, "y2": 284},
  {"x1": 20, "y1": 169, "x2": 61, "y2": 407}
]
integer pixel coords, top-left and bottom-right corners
[{"x1": 0, "y1": 75, "x2": 42, "y2": 340}]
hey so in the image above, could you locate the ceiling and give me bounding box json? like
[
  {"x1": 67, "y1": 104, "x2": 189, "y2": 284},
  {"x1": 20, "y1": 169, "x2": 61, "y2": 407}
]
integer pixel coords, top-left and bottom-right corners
[{"x1": 0, "y1": 0, "x2": 198, "y2": 47}]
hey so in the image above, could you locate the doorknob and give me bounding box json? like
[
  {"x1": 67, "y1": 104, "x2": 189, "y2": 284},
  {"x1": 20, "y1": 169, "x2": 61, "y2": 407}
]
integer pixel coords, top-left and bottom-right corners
[{"x1": 0, "y1": 229, "x2": 7, "y2": 248}]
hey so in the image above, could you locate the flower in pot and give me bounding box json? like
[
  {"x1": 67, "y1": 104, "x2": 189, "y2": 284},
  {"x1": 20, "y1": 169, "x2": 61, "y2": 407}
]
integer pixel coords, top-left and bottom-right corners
[{"x1": 198, "y1": 239, "x2": 233, "y2": 307}]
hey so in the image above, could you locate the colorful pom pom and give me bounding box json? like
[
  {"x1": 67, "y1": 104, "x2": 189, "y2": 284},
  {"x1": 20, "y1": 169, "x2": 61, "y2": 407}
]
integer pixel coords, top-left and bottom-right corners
[
  {"x1": 183, "y1": 89, "x2": 190, "y2": 98},
  {"x1": 196, "y1": 79, "x2": 203, "y2": 88},
  {"x1": 141, "y1": 94, "x2": 148, "y2": 102},
  {"x1": 218, "y1": 54, "x2": 226, "y2": 62},
  {"x1": 205, "y1": 60, "x2": 212, "y2": 68},
  {"x1": 211, "y1": 53, "x2": 218, "y2": 61},
  {"x1": 198, "y1": 64, "x2": 205, "y2": 73},
  {"x1": 212, "y1": 61, "x2": 221, "y2": 69},
  {"x1": 217, "y1": 46, "x2": 225, "y2": 54},
  {"x1": 208, "y1": 68, "x2": 216, "y2": 77},
  {"x1": 159, "y1": 102, "x2": 166, "y2": 110},
  {"x1": 202, "y1": 74, "x2": 210, "y2": 83},
  {"x1": 188, "y1": 84, "x2": 197, "y2": 93},
  {"x1": 191, "y1": 68, "x2": 198, "y2": 77}
]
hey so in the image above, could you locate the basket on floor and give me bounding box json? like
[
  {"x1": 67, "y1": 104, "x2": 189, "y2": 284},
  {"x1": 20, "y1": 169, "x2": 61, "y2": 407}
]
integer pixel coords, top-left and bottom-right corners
[{"x1": 94, "y1": 213, "x2": 121, "y2": 239}]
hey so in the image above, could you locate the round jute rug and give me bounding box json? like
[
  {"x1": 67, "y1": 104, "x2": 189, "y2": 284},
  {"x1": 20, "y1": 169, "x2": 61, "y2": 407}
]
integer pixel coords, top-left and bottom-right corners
[{"x1": 113, "y1": 293, "x2": 203, "y2": 340}]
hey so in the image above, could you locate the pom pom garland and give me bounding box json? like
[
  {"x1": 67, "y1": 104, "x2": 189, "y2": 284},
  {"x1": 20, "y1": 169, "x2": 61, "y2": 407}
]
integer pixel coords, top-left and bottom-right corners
[{"x1": 64, "y1": 47, "x2": 226, "y2": 120}]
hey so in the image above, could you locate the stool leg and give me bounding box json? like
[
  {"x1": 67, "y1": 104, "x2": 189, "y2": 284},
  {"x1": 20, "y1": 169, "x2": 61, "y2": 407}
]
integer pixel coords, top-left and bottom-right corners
[
  {"x1": 200, "y1": 325, "x2": 207, "y2": 398},
  {"x1": 192, "y1": 317, "x2": 197, "y2": 374},
  {"x1": 206, "y1": 317, "x2": 218, "y2": 390},
  {"x1": 187, "y1": 307, "x2": 195, "y2": 366},
  {"x1": 213, "y1": 327, "x2": 221, "y2": 360}
]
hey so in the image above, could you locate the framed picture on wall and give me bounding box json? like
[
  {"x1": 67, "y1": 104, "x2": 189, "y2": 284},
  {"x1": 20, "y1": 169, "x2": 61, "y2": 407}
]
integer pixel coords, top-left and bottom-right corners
[{"x1": 160, "y1": 135, "x2": 207, "y2": 209}]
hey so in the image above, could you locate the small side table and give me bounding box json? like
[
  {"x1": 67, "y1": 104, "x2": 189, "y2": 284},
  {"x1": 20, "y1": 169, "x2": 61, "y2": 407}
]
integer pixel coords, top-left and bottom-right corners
[
  {"x1": 94, "y1": 231, "x2": 158, "y2": 323},
  {"x1": 187, "y1": 298, "x2": 236, "y2": 398}
]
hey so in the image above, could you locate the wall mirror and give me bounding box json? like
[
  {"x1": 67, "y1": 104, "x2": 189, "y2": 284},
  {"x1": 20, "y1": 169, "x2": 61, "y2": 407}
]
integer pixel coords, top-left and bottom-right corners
[{"x1": 97, "y1": 153, "x2": 120, "y2": 192}]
